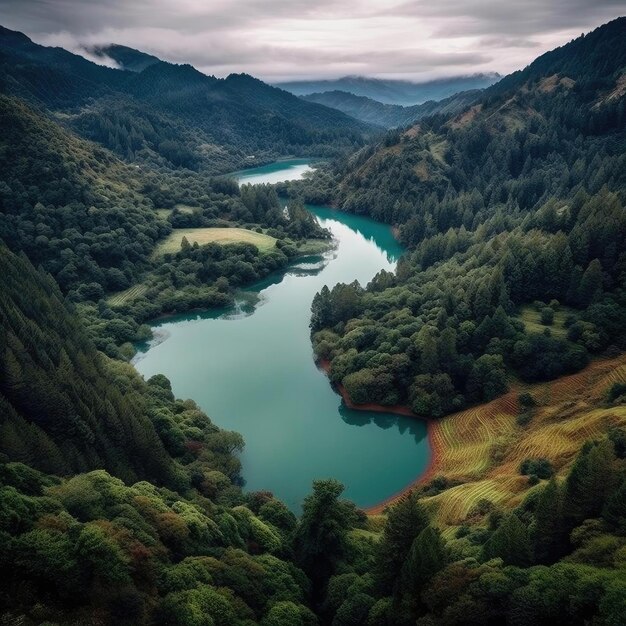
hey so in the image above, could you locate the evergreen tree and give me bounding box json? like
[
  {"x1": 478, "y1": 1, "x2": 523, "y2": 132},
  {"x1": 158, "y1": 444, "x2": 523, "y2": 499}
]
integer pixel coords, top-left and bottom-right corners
[
  {"x1": 484, "y1": 514, "x2": 532, "y2": 566},
  {"x1": 532, "y1": 477, "x2": 565, "y2": 563},
  {"x1": 577, "y1": 259, "x2": 603, "y2": 305},
  {"x1": 293, "y1": 479, "x2": 353, "y2": 598},
  {"x1": 563, "y1": 440, "x2": 616, "y2": 528},
  {"x1": 310, "y1": 285, "x2": 333, "y2": 332},
  {"x1": 397, "y1": 526, "x2": 446, "y2": 621},
  {"x1": 602, "y1": 475, "x2": 626, "y2": 535},
  {"x1": 374, "y1": 491, "x2": 429, "y2": 594}
]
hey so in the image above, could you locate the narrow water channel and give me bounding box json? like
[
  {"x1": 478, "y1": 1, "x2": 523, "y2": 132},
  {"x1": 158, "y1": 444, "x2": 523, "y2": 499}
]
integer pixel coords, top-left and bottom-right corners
[{"x1": 134, "y1": 160, "x2": 430, "y2": 511}]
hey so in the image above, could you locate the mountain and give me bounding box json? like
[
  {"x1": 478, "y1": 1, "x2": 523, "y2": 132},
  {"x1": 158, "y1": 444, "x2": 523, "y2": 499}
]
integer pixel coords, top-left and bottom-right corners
[
  {"x1": 302, "y1": 89, "x2": 482, "y2": 128},
  {"x1": 323, "y1": 17, "x2": 626, "y2": 225},
  {"x1": 0, "y1": 93, "x2": 171, "y2": 295},
  {"x1": 0, "y1": 26, "x2": 374, "y2": 173},
  {"x1": 88, "y1": 43, "x2": 161, "y2": 72},
  {"x1": 299, "y1": 17, "x2": 626, "y2": 419},
  {"x1": 0, "y1": 245, "x2": 179, "y2": 485},
  {"x1": 275, "y1": 73, "x2": 500, "y2": 105}
]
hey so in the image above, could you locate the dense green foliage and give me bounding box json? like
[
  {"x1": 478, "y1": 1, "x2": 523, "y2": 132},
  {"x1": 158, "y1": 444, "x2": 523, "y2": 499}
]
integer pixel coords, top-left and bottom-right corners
[
  {"x1": 0, "y1": 246, "x2": 244, "y2": 487},
  {"x1": 304, "y1": 18, "x2": 626, "y2": 417},
  {"x1": 0, "y1": 25, "x2": 371, "y2": 174},
  {"x1": 1, "y1": 16, "x2": 626, "y2": 626},
  {"x1": 0, "y1": 94, "x2": 167, "y2": 294}
]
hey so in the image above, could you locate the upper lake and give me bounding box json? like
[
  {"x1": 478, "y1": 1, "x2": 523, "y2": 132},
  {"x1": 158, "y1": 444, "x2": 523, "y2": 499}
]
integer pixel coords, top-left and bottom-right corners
[
  {"x1": 134, "y1": 159, "x2": 430, "y2": 511},
  {"x1": 232, "y1": 158, "x2": 316, "y2": 185}
]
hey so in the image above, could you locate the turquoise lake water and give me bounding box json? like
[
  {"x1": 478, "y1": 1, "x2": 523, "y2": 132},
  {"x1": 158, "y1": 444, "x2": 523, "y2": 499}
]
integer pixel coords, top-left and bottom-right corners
[{"x1": 134, "y1": 159, "x2": 430, "y2": 511}]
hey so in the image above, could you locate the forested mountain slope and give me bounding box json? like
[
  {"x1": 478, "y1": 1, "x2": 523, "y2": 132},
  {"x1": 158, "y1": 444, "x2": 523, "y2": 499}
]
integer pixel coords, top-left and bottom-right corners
[
  {"x1": 0, "y1": 246, "x2": 179, "y2": 485},
  {"x1": 0, "y1": 93, "x2": 168, "y2": 295},
  {"x1": 298, "y1": 17, "x2": 626, "y2": 418},
  {"x1": 2, "y1": 15, "x2": 626, "y2": 626},
  {"x1": 88, "y1": 43, "x2": 161, "y2": 72},
  {"x1": 302, "y1": 89, "x2": 481, "y2": 128},
  {"x1": 0, "y1": 25, "x2": 372, "y2": 173}
]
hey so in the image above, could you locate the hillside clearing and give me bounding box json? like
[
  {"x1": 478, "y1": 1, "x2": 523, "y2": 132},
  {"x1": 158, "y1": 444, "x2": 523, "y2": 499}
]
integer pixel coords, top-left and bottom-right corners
[
  {"x1": 155, "y1": 205, "x2": 199, "y2": 220},
  {"x1": 108, "y1": 284, "x2": 149, "y2": 306},
  {"x1": 153, "y1": 227, "x2": 277, "y2": 257},
  {"x1": 366, "y1": 354, "x2": 626, "y2": 530},
  {"x1": 518, "y1": 304, "x2": 571, "y2": 338},
  {"x1": 423, "y1": 354, "x2": 626, "y2": 528}
]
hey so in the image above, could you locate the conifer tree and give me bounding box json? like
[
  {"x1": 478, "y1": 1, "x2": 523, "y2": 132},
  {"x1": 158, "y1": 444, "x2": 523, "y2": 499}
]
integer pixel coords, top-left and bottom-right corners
[
  {"x1": 484, "y1": 514, "x2": 532, "y2": 566},
  {"x1": 532, "y1": 477, "x2": 565, "y2": 563},
  {"x1": 374, "y1": 491, "x2": 429, "y2": 594}
]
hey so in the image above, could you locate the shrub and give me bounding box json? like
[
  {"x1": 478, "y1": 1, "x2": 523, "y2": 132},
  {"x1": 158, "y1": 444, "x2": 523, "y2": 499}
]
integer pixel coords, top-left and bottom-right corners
[
  {"x1": 541, "y1": 307, "x2": 555, "y2": 325},
  {"x1": 520, "y1": 458, "x2": 554, "y2": 480},
  {"x1": 607, "y1": 383, "x2": 626, "y2": 404},
  {"x1": 519, "y1": 392, "x2": 537, "y2": 408}
]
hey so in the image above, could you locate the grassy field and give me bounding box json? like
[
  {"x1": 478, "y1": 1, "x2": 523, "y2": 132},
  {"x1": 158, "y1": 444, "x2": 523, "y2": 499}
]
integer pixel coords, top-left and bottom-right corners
[
  {"x1": 293, "y1": 239, "x2": 334, "y2": 256},
  {"x1": 155, "y1": 205, "x2": 199, "y2": 220},
  {"x1": 108, "y1": 284, "x2": 149, "y2": 306},
  {"x1": 420, "y1": 355, "x2": 626, "y2": 529},
  {"x1": 174, "y1": 204, "x2": 200, "y2": 214},
  {"x1": 153, "y1": 227, "x2": 277, "y2": 257},
  {"x1": 365, "y1": 355, "x2": 626, "y2": 533},
  {"x1": 517, "y1": 304, "x2": 571, "y2": 338}
]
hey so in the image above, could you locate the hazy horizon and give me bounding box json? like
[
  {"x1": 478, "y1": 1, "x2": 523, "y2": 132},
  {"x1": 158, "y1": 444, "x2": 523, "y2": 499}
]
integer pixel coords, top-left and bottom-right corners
[{"x1": 0, "y1": 1, "x2": 623, "y2": 82}]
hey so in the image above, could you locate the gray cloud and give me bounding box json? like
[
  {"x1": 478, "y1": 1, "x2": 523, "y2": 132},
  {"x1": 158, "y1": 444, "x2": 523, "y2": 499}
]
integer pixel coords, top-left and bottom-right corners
[
  {"x1": 392, "y1": 0, "x2": 624, "y2": 37},
  {"x1": 0, "y1": 0, "x2": 623, "y2": 80}
]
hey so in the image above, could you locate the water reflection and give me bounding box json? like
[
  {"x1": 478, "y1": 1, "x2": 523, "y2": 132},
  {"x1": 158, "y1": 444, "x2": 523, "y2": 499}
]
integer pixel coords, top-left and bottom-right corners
[
  {"x1": 338, "y1": 404, "x2": 427, "y2": 445},
  {"x1": 233, "y1": 159, "x2": 316, "y2": 185},
  {"x1": 311, "y1": 207, "x2": 403, "y2": 265}
]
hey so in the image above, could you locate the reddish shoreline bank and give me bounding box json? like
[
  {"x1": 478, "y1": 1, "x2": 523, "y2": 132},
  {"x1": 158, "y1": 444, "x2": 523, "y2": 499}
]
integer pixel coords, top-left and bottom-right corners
[{"x1": 317, "y1": 359, "x2": 442, "y2": 515}]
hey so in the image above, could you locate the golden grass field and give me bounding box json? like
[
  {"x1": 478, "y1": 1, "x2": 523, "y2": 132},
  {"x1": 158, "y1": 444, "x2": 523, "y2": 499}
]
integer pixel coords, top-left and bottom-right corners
[
  {"x1": 421, "y1": 355, "x2": 626, "y2": 530},
  {"x1": 364, "y1": 355, "x2": 626, "y2": 534},
  {"x1": 153, "y1": 227, "x2": 277, "y2": 257},
  {"x1": 107, "y1": 283, "x2": 149, "y2": 306}
]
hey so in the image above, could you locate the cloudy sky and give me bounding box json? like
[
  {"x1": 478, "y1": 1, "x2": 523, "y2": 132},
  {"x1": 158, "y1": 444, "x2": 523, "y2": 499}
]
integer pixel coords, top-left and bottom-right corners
[{"x1": 1, "y1": 0, "x2": 624, "y2": 81}]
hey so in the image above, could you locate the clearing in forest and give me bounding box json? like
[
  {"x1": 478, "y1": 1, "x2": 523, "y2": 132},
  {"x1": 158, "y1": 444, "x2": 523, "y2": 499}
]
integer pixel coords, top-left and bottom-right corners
[
  {"x1": 422, "y1": 355, "x2": 626, "y2": 528},
  {"x1": 517, "y1": 304, "x2": 571, "y2": 338},
  {"x1": 107, "y1": 283, "x2": 149, "y2": 306},
  {"x1": 365, "y1": 354, "x2": 626, "y2": 532},
  {"x1": 153, "y1": 227, "x2": 277, "y2": 256}
]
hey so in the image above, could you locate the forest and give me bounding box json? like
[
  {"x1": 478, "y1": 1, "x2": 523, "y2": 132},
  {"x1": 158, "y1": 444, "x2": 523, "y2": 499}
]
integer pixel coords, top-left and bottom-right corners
[
  {"x1": 303, "y1": 18, "x2": 626, "y2": 418},
  {"x1": 1, "y1": 14, "x2": 626, "y2": 626},
  {"x1": 0, "y1": 25, "x2": 373, "y2": 174},
  {"x1": 2, "y1": 244, "x2": 626, "y2": 625}
]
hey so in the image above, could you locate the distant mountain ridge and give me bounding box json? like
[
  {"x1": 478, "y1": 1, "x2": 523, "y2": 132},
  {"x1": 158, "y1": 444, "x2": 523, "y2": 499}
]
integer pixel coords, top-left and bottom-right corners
[
  {"x1": 302, "y1": 89, "x2": 483, "y2": 128},
  {"x1": 0, "y1": 26, "x2": 373, "y2": 173},
  {"x1": 275, "y1": 73, "x2": 500, "y2": 105}
]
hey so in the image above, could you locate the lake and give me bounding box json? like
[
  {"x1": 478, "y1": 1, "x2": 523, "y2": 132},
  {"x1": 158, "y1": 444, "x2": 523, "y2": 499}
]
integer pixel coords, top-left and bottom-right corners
[
  {"x1": 134, "y1": 159, "x2": 430, "y2": 511},
  {"x1": 232, "y1": 158, "x2": 316, "y2": 185}
]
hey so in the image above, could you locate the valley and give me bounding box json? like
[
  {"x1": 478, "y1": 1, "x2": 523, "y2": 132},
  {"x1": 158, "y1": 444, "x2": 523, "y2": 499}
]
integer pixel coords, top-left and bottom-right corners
[
  {"x1": 1, "y1": 11, "x2": 626, "y2": 626},
  {"x1": 134, "y1": 162, "x2": 430, "y2": 511}
]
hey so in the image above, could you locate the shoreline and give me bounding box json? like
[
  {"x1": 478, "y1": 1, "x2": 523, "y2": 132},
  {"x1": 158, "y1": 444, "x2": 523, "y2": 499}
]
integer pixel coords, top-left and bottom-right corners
[
  {"x1": 137, "y1": 236, "x2": 336, "y2": 325},
  {"x1": 317, "y1": 359, "x2": 442, "y2": 515}
]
